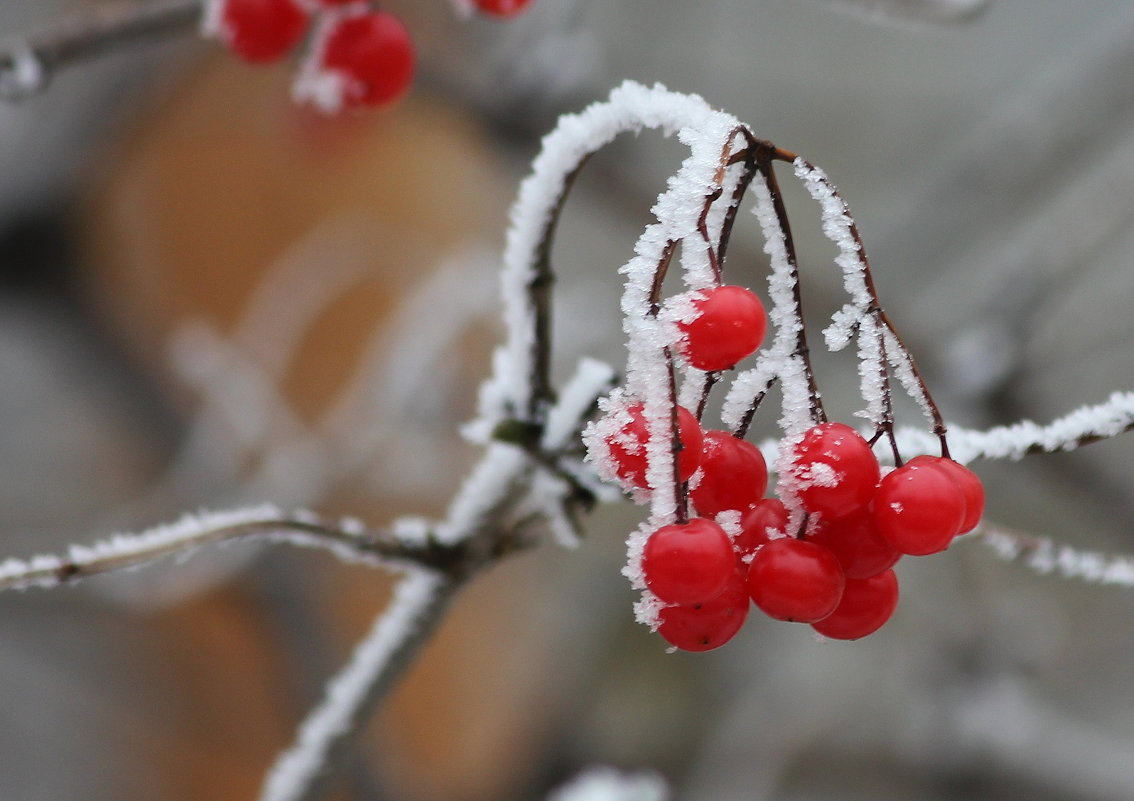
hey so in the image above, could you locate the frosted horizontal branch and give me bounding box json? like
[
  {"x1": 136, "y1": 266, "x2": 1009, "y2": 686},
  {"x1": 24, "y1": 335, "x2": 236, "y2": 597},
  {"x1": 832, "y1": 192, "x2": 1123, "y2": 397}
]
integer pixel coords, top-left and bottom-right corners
[
  {"x1": 547, "y1": 767, "x2": 670, "y2": 801},
  {"x1": 0, "y1": 505, "x2": 429, "y2": 591},
  {"x1": 895, "y1": 391, "x2": 1134, "y2": 465},
  {"x1": 977, "y1": 524, "x2": 1134, "y2": 587}
]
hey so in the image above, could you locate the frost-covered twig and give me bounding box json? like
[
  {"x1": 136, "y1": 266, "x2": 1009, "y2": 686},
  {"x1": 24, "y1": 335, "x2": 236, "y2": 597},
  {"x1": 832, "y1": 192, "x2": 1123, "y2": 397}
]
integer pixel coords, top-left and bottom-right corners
[
  {"x1": 0, "y1": 506, "x2": 447, "y2": 591},
  {"x1": 890, "y1": 391, "x2": 1134, "y2": 465},
  {"x1": 260, "y1": 568, "x2": 459, "y2": 801},
  {"x1": 0, "y1": 0, "x2": 202, "y2": 101},
  {"x1": 978, "y1": 523, "x2": 1134, "y2": 587}
]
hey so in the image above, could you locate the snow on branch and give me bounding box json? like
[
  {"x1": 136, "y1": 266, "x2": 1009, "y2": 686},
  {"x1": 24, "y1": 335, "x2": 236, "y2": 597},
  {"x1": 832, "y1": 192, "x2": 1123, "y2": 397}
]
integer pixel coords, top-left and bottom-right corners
[
  {"x1": 0, "y1": 505, "x2": 441, "y2": 591},
  {"x1": 479, "y1": 80, "x2": 742, "y2": 432},
  {"x1": 891, "y1": 391, "x2": 1134, "y2": 465},
  {"x1": 978, "y1": 524, "x2": 1134, "y2": 588},
  {"x1": 259, "y1": 568, "x2": 457, "y2": 801},
  {"x1": 546, "y1": 767, "x2": 670, "y2": 801}
]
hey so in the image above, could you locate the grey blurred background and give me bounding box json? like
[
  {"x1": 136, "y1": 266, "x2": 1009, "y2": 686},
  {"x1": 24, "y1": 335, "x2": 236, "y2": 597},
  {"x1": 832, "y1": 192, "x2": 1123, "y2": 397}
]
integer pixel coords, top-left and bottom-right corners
[{"x1": 3, "y1": 1, "x2": 1134, "y2": 800}]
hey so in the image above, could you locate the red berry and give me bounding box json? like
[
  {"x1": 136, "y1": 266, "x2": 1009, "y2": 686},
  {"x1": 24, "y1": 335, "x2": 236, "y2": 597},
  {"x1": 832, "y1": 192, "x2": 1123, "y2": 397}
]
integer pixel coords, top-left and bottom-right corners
[
  {"x1": 642, "y1": 518, "x2": 735, "y2": 606},
  {"x1": 747, "y1": 538, "x2": 845, "y2": 623},
  {"x1": 806, "y1": 506, "x2": 900, "y2": 580},
  {"x1": 320, "y1": 12, "x2": 415, "y2": 108},
  {"x1": 475, "y1": 0, "x2": 534, "y2": 16},
  {"x1": 603, "y1": 403, "x2": 703, "y2": 489},
  {"x1": 735, "y1": 497, "x2": 789, "y2": 558},
  {"x1": 219, "y1": 0, "x2": 309, "y2": 63},
  {"x1": 675, "y1": 285, "x2": 767, "y2": 372},
  {"x1": 656, "y1": 570, "x2": 749, "y2": 652},
  {"x1": 909, "y1": 455, "x2": 985, "y2": 534},
  {"x1": 873, "y1": 460, "x2": 965, "y2": 555},
  {"x1": 689, "y1": 431, "x2": 768, "y2": 518},
  {"x1": 811, "y1": 569, "x2": 899, "y2": 640},
  {"x1": 789, "y1": 422, "x2": 880, "y2": 520}
]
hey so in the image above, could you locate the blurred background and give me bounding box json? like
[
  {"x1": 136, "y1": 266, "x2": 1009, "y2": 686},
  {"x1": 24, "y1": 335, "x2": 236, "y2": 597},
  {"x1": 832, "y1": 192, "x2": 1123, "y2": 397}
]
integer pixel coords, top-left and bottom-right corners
[{"x1": 4, "y1": 0, "x2": 1134, "y2": 799}]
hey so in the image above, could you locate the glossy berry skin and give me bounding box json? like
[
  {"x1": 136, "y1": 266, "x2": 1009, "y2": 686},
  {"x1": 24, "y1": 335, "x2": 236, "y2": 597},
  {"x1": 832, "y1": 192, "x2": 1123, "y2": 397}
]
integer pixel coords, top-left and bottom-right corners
[
  {"x1": 789, "y1": 422, "x2": 880, "y2": 520},
  {"x1": 675, "y1": 285, "x2": 767, "y2": 372},
  {"x1": 747, "y1": 538, "x2": 845, "y2": 623},
  {"x1": 873, "y1": 460, "x2": 965, "y2": 556},
  {"x1": 220, "y1": 0, "x2": 309, "y2": 63},
  {"x1": 475, "y1": 0, "x2": 534, "y2": 16},
  {"x1": 735, "y1": 497, "x2": 789, "y2": 558},
  {"x1": 689, "y1": 431, "x2": 768, "y2": 518},
  {"x1": 806, "y1": 506, "x2": 900, "y2": 580},
  {"x1": 320, "y1": 12, "x2": 415, "y2": 108},
  {"x1": 642, "y1": 518, "x2": 735, "y2": 606},
  {"x1": 909, "y1": 455, "x2": 985, "y2": 533},
  {"x1": 604, "y1": 403, "x2": 703, "y2": 489},
  {"x1": 811, "y1": 569, "x2": 899, "y2": 640},
  {"x1": 656, "y1": 570, "x2": 749, "y2": 652}
]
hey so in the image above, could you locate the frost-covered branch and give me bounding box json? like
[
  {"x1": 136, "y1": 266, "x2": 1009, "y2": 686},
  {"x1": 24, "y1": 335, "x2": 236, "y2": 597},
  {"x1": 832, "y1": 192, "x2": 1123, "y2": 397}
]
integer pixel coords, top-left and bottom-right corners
[
  {"x1": 0, "y1": 506, "x2": 447, "y2": 591},
  {"x1": 978, "y1": 523, "x2": 1134, "y2": 587},
  {"x1": 260, "y1": 568, "x2": 459, "y2": 801},
  {"x1": 0, "y1": 0, "x2": 202, "y2": 101},
  {"x1": 889, "y1": 391, "x2": 1134, "y2": 465}
]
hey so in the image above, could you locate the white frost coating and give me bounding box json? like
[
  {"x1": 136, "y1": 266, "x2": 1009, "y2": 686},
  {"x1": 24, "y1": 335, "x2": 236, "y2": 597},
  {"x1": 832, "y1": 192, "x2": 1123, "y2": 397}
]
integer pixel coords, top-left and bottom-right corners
[
  {"x1": 291, "y1": 9, "x2": 355, "y2": 115},
  {"x1": 480, "y1": 80, "x2": 739, "y2": 439},
  {"x1": 0, "y1": 504, "x2": 287, "y2": 590},
  {"x1": 883, "y1": 326, "x2": 937, "y2": 428},
  {"x1": 542, "y1": 357, "x2": 617, "y2": 450},
  {"x1": 890, "y1": 391, "x2": 1134, "y2": 466},
  {"x1": 433, "y1": 443, "x2": 530, "y2": 545},
  {"x1": 546, "y1": 767, "x2": 669, "y2": 801},
  {"x1": 855, "y1": 318, "x2": 888, "y2": 427},
  {"x1": 524, "y1": 471, "x2": 582, "y2": 548},
  {"x1": 795, "y1": 159, "x2": 897, "y2": 430},
  {"x1": 794, "y1": 159, "x2": 873, "y2": 346},
  {"x1": 979, "y1": 526, "x2": 1134, "y2": 587},
  {"x1": 259, "y1": 569, "x2": 446, "y2": 801},
  {"x1": 199, "y1": 0, "x2": 227, "y2": 39}
]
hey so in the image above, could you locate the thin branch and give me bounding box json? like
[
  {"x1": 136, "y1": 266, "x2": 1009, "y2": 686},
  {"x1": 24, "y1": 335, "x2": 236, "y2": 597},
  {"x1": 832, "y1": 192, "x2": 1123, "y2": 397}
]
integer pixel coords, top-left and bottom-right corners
[
  {"x1": 259, "y1": 568, "x2": 461, "y2": 801},
  {"x1": 977, "y1": 523, "x2": 1134, "y2": 587},
  {"x1": 0, "y1": 0, "x2": 203, "y2": 101},
  {"x1": 0, "y1": 506, "x2": 459, "y2": 591}
]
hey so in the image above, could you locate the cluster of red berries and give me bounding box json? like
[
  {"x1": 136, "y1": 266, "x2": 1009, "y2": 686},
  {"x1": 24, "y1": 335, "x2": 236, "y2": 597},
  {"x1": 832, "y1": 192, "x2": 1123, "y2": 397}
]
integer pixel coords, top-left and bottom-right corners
[
  {"x1": 594, "y1": 284, "x2": 985, "y2": 651},
  {"x1": 208, "y1": 0, "x2": 532, "y2": 110}
]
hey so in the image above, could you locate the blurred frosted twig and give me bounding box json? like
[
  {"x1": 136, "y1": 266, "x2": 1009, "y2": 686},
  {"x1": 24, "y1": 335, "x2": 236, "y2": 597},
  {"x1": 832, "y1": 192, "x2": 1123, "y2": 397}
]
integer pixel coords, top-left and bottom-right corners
[
  {"x1": 0, "y1": 0, "x2": 202, "y2": 101},
  {"x1": 978, "y1": 523, "x2": 1134, "y2": 587}
]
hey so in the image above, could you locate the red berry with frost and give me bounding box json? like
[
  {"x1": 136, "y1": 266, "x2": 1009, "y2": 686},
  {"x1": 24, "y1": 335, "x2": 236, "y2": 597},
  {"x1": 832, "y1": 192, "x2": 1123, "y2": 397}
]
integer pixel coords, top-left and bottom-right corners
[
  {"x1": 603, "y1": 403, "x2": 702, "y2": 489},
  {"x1": 475, "y1": 0, "x2": 534, "y2": 16},
  {"x1": 675, "y1": 285, "x2": 767, "y2": 371},
  {"x1": 811, "y1": 569, "x2": 899, "y2": 640},
  {"x1": 642, "y1": 518, "x2": 735, "y2": 606},
  {"x1": 746, "y1": 538, "x2": 845, "y2": 623},
  {"x1": 656, "y1": 570, "x2": 749, "y2": 652},
  {"x1": 690, "y1": 431, "x2": 768, "y2": 518},
  {"x1": 218, "y1": 0, "x2": 309, "y2": 63},
  {"x1": 806, "y1": 506, "x2": 900, "y2": 579},
  {"x1": 873, "y1": 460, "x2": 965, "y2": 555},
  {"x1": 319, "y1": 12, "x2": 415, "y2": 108},
  {"x1": 909, "y1": 455, "x2": 984, "y2": 534},
  {"x1": 735, "y1": 497, "x2": 789, "y2": 558},
  {"x1": 789, "y1": 422, "x2": 880, "y2": 520}
]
